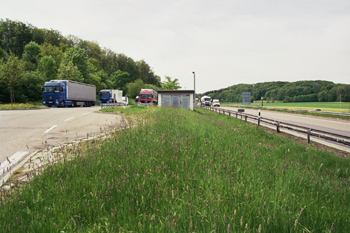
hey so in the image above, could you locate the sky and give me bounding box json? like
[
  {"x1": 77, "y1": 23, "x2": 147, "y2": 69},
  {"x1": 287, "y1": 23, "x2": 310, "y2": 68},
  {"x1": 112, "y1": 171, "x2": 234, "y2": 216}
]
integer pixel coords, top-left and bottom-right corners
[{"x1": 1, "y1": 0, "x2": 350, "y2": 93}]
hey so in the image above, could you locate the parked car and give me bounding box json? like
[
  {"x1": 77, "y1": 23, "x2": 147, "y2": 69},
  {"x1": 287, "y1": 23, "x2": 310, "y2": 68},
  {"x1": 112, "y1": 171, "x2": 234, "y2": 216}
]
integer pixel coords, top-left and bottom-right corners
[
  {"x1": 122, "y1": 96, "x2": 129, "y2": 106},
  {"x1": 212, "y1": 99, "x2": 220, "y2": 107}
]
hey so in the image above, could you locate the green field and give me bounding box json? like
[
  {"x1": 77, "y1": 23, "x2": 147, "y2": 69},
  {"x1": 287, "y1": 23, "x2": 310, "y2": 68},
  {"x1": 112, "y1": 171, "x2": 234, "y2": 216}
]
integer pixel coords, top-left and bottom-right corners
[
  {"x1": 1, "y1": 107, "x2": 349, "y2": 232},
  {"x1": 245, "y1": 102, "x2": 350, "y2": 113}
]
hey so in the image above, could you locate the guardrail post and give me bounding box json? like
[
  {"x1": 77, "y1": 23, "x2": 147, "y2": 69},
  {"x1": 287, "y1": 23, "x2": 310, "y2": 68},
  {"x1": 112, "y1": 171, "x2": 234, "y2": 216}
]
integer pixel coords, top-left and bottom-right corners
[
  {"x1": 258, "y1": 117, "x2": 260, "y2": 126},
  {"x1": 307, "y1": 129, "x2": 311, "y2": 144},
  {"x1": 245, "y1": 115, "x2": 247, "y2": 122},
  {"x1": 236, "y1": 113, "x2": 238, "y2": 118},
  {"x1": 229, "y1": 112, "x2": 231, "y2": 117},
  {"x1": 276, "y1": 122, "x2": 280, "y2": 133}
]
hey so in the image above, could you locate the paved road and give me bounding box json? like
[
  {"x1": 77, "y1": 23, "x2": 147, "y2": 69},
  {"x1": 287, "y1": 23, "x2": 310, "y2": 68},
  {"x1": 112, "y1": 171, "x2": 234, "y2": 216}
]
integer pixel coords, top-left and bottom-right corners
[
  {"x1": 0, "y1": 106, "x2": 124, "y2": 169},
  {"x1": 222, "y1": 107, "x2": 350, "y2": 137}
]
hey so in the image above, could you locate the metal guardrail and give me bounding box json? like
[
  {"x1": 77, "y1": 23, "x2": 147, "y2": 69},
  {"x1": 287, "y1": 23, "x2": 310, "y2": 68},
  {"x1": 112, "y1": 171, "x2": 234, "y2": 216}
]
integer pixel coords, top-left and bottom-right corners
[
  {"x1": 100, "y1": 103, "x2": 126, "y2": 108},
  {"x1": 203, "y1": 106, "x2": 350, "y2": 147}
]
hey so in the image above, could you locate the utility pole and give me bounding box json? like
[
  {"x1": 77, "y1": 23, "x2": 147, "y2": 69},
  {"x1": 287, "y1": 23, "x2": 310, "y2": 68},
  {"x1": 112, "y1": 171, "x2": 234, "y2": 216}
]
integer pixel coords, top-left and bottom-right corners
[{"x1": 192, "y1": 71, "x2": 196, "y2": 105}]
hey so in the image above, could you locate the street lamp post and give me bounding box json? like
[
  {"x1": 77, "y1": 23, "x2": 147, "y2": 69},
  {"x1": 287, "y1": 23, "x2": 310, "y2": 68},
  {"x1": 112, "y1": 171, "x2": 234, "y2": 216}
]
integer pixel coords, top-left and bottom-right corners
[{"x1": 192, "y1": 71, "x2": 196, "y2": 105}]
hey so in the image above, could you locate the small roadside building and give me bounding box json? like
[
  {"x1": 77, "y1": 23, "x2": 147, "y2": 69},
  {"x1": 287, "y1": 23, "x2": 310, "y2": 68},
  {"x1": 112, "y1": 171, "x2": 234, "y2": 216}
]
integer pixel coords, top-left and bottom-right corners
[{"x1": 157, "y1": 90, "x2": 195, "y2": 110}]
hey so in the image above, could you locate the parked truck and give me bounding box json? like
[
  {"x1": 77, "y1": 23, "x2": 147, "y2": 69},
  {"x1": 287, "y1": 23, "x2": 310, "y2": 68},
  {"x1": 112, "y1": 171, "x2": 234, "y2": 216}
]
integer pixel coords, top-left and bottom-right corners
[
  {"x1": 201, "y1": 95, "x2": 212, "y2": 106},
  {"x1": 42, "y1": 80, "x2": 96, "y2": 107},
  {"x1": 139, "y1": 89, "x2": 157, "y2": 104},
  {"x1": 98, "y1": 89, "x2": 123, "y2": 104}
]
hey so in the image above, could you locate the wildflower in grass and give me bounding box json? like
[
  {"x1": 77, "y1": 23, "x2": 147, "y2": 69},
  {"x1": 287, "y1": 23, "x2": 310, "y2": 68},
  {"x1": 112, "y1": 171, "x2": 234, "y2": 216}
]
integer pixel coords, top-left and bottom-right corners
[
  {"x1": 331, "y1": 222, "x2": 334, "y2": 230},
  {"x1": 240, "y1": 216, "x2": 243, "y2": 226},
  {"x1": 257, "y1": 224, "x2": 262, "y2": 233},
  {"x1": 267, "y1": 218, "x2": 270, "y2": 224},
  {"x1": 299, "y1": 208, "x2": 304, "y2": 216},
  {"x1": 294, "y1": 219, "x2": 298, "y2": 229}
]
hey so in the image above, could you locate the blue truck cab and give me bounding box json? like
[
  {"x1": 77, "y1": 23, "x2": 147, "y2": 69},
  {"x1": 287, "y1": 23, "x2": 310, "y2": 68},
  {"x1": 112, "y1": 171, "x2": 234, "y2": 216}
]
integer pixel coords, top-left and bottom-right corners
[
  {"x1": 42, "y1": 81, "x2": 69, "y2": 107},
  {"x1": 98, "y1": 89, "x2": 122, "y2": 105}
]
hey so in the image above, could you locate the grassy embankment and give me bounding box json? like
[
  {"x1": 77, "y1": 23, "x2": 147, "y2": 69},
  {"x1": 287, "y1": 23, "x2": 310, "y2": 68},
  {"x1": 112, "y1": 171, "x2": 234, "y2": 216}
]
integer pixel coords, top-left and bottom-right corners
[
  {"x1": 1, "y1": 106, "x2": 349, "y2": 232},
  {"x1": 0, "y1": 103, "x2": 47, "y2": 110}
]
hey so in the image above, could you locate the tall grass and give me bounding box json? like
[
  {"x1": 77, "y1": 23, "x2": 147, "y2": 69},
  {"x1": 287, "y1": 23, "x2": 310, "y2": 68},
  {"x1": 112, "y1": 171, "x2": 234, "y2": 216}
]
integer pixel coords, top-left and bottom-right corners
[
  {"x1": 0, "y1": 102, "x2": 46, "y2": 110},
  {"x1": 0, "y1": 107, "x2": 349, "y2": 232}
]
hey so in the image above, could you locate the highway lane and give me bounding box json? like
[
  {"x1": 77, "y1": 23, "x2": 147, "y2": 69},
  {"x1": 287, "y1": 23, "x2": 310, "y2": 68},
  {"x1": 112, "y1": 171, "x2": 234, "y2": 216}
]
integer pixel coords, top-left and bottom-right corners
[
  {"x1": 222, "y1": 107, "x2": 350, "y2": 137},
  {"x1": 0, "y1": 106, "x2": 124, "y2": 172}
]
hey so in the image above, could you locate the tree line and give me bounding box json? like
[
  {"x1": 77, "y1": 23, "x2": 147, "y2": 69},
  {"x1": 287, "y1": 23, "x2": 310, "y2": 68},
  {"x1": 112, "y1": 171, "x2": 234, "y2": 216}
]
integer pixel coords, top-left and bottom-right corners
[
  {"x1": 0, "y1": 18, "x2": 180, "y2": 104},
  {"x1": 203, "y1": 80, "x2": 350, "y2": 103}
]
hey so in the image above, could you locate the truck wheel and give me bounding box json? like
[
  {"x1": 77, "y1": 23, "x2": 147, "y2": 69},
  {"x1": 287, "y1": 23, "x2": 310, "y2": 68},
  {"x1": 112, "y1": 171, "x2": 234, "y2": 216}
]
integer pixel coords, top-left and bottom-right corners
[{"x1": 62, "y1": 101, "x2": 65, "y2": 107}]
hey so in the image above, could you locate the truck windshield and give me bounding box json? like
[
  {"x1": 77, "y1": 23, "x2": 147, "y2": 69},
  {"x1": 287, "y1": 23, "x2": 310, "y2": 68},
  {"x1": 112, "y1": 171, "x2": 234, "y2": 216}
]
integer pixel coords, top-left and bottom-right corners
[
  {"x1": 43, "y1": 86, "x2": 61, "y2": 93},
  {"x1": 140, "y1": 94, "x2": 152, "y2": 99},
  {"x1": 100, "y1": 92, "x2": 110, "y2": 98},
  {"x1": 204, "y1": 98, "x2": 211, "y2": 101}
]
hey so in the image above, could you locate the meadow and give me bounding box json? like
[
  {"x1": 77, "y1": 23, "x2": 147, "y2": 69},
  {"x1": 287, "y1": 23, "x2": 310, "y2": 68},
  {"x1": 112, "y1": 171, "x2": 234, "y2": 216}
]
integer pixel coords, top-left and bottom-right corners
[
  {"x1": 0, "y1": 102, "x2": 47, "y2": 110},
  {"x1": 1, "y1": 106, "x2": 349, "y2": 232},
  {"x1": 227, "y1": 101, "x2": 350, "y2": 113}
]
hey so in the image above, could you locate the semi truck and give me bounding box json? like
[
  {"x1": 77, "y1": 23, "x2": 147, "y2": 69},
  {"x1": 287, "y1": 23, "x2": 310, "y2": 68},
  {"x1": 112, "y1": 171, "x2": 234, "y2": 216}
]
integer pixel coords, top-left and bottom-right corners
[
  {"x1": 201, "y1": 95, "x2": 212, "y2": 106},
  {"x1": 42, "y1": 80, "x2": 96, "y2": 107},
  {"x1": 98, "y1": 89, "x2": 123, "y2": 104},
  {"x1": 139, "y1": 89, "x2": 157, "y2": 104}
]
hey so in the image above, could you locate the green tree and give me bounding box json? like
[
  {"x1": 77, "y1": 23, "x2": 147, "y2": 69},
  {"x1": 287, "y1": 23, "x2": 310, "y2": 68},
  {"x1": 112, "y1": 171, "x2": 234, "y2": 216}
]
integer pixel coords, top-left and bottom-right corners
[
  {"x1": 126, "y1": 79, "x2": 144, "y2": 98},
  {"x1": 58, "y1": 61, "x2": 83, "y2": 82},
  {"x1": 0, "y1": 19, "x2": 32, "y2": 57},
  {"x1": 101, "y1": 49, "x2": 118, "y2": 76},
  {"x1": 38, "y1": 56, "x2": 58, "y2": 81},
  {"x1": 22, "y1": 41, "x2": 41, "y2": 71},
  {"x1": 0, "y1": 47, "x2": 9, "y2": 61},
  {"x1": 116, "y1": 54, "x2": 139, "y2": 81},
  {"x1": 30, "y1": 26, "x2": 46, "y2": 45},
  {"x1": 44, "y1": 29, "x2": 64, "y2": 46},
  {"x1": 60, "y1": 47, "x2": 88, "y2": 82},
  {"x1": 318, "y1": 90, "x2": 328, "y2": 102},
  {"x1": 161, "y1": 76, "x2": 181, "y2": 90},
  {"x1": 111, "y1": 70, "x2": 131, "y2": 94},
  {"x1": 40, "y1": 42, "x2": 64, "y2": 66},
  {"x1": 20, "y1": 71, "x2": 45, "y2": 101},
  {"x1": 0, "y1": 53, "x2": 24, "y2": 103}
]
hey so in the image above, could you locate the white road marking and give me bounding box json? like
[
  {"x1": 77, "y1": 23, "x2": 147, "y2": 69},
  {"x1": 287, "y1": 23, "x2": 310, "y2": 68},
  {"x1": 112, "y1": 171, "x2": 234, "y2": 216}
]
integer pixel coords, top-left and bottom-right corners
[
  {"x1": 64, "y1": 117, "x2": 74, "y2": 122},
  {"x1": 0, "y1": 151, "x2": 27, "y2": 175},
  {"x1": 44, "y1": 125, "x2": 57, "y2": 133}
]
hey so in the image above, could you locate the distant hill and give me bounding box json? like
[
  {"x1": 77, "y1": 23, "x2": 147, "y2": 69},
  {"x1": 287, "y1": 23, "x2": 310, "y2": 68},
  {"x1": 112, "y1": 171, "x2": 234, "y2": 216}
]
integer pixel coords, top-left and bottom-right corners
[{"x1": 201, "y1": 80, "x2": 350, "y2": 103}]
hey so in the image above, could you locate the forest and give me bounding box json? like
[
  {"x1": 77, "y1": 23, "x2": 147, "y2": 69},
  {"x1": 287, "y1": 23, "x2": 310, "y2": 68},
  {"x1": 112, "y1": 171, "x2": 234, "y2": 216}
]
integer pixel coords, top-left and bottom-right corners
[
  {"x1": 0, "y1": 19, "x2": 163, "y2": 104},
  {"x1": 203, "y1": 80, "x2": 350, "y2": 103}
]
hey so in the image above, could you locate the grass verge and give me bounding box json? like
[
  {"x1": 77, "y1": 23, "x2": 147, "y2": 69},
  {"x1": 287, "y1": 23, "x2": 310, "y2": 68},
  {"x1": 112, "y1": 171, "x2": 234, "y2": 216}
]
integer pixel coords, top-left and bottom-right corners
[
  {"x1": 0, "y1": 102, "x2": 47, "y2": 110},
  {"x1": 1, "y1": 107, "x2": 349, "y2": 232}
]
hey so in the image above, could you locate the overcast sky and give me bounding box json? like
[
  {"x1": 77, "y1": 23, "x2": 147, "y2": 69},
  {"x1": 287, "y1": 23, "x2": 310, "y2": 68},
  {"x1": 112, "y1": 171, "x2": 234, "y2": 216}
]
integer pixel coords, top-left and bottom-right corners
[{"x1": 1, "y1": 0, "x2": 350, "y2": 93}]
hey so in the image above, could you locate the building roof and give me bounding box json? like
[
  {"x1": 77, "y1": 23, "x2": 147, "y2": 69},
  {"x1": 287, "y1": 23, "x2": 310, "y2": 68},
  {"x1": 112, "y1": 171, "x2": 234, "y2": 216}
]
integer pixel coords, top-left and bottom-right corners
[{"x1": 157, "y1": 90, "x2": 195, "y2": 94}]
